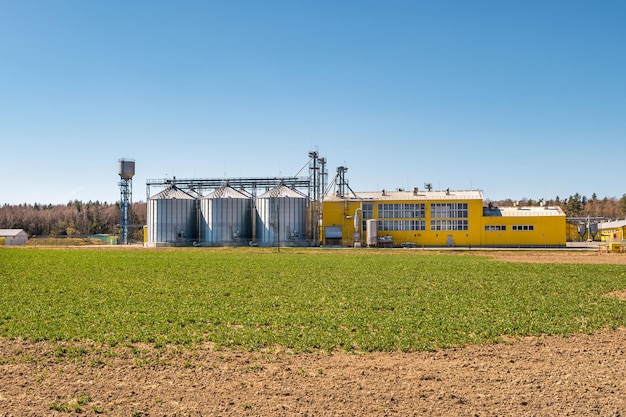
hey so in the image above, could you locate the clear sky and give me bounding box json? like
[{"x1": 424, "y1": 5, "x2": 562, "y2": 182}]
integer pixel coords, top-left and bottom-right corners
[{"x1": 2, "y1": 1, "x2": 625, "y2": 205}]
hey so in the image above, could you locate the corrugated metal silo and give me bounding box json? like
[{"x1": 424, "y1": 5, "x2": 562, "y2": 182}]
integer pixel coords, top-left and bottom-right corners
[
  {"x1": 200, "y1": 185, "x2": 252, "y2": 245},
  {"x1": 147, "y1": 185, "x2": 198, "y2": 246},
  {"x1": 256, "y1": 184, "x2": 308, "y2": 246}
]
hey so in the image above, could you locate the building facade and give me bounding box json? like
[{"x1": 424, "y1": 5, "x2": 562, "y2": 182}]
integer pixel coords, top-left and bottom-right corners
[{"x1": 321, "y1": 189, "x2": 566, "y2": 248}]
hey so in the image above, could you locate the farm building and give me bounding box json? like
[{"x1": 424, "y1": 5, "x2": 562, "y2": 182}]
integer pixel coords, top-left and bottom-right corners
[
  {"x1": 143, "y1": 154, "x2": 567, "y2": 248},
  {"x1": 598, "y1": 219, "x2": 626, "y2": 244},
  {"x1": 597, "y1": 219, "x2": 626, "y2": 252},
  {"x1": 0, "y1": 229, "x2": 29, "y2": 246},
  {"x1": 144, "y1": 184, "x2": 567, "y2": 248},
  {"x1": 321, "y1": 189, "x2": 566, "y2": 248}
]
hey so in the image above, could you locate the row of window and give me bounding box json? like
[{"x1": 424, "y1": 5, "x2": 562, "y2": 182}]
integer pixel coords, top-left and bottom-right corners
[
  {"x1": 512, "y1": 225, "x2": 535, "y2": 231},
  {"x1": 484, "y1": 225, "x2": 536, "y2": 231},
  {"x1": 368, "y1": 203, "x2": 469, "y2": 219},
  {"x1": 377, "y1": 223, "x2": 538, "y2": 232},
  {"x1": 430, "y1": 203, "x2": 468, "y2": 219},
  {"x1": 431, "y1": 220, "x2": 468, "y2": 231},
  {"x1": 379, "y1": 220, "x2": 426, "y2": 231},
  {"x1": 363, "y1": 203, "x2": 534, "y2": 232},
  {"x1": 378, "y1": 203, "x2": 426, "y2": 219},
  {"x1": 375, "y1": 221, "x2": 538, "y2": 233}
]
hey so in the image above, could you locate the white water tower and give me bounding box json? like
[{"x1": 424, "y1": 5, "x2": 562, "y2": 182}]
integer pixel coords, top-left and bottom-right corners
[{"x1": 118, "y1": 159, "x2": 135, "y2": 245}]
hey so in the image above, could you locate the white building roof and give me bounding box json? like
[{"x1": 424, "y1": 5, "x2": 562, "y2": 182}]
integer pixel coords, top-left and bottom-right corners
[
  {"x1": 487, "y1": 206, "x2": 566, "y2": 217},
  {"x1": 598, "y1": 219, "x2": 626, "y2": 230},
  {"x1": 324, "y1": 189, "x2": 484, "y2": 202},
  {"x1": 0, "y1": 229, "x2": 27, "y2": 237}
]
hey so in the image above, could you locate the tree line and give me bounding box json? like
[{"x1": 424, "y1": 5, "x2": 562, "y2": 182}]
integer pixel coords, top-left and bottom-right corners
[
  {"x1": 490, "y1": 193, "x2": 626, "y2": 218},
  {"x1": 1, "y1": 193, "x2": 624, "y2": 240},
  {"x1": 0, "y1": 200, "x2": 147, "y2": 240}
]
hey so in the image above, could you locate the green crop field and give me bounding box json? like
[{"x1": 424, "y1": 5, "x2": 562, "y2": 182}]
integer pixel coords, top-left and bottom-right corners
[{"x1": 1, "y1": 248, "x2": 625, "y2": 352}]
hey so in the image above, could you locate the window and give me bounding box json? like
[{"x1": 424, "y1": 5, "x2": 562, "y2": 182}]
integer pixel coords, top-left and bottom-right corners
[
  {"x1": 374, "y1": 203, "x2": 426, "y2": 231},
  {"x1": 430, "y1": 203, "x2": 468, "y2": 218},
  {"x1": 378, "y1": 203, "x2": 425, "y2": 219},
  {"x1": 512, "y1": 225, "x2": 535, "y2": 231},
  {"x1": 430, "y1": 203, "x2": 469, "y2": 230},
  {"x1": 379, "y1": 220, "x2": 426, "y2": 231},
  {"x1": 362, "y1": 203, "x2": 373, "y2": 220},
  {"x1": 430, "y1": 220, "x2": 468, "y2": 231},
  {"x1": 485, "y1": 225, "x2": 506, "y2": 231}
]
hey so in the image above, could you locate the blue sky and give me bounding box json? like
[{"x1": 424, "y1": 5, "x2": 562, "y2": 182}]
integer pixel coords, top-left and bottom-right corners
[{"x1": 1, "y1": 1, "x2": 625, "y2": 204}]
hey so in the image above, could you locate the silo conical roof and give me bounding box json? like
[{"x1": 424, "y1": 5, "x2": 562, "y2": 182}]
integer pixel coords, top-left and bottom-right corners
[
  {"x1": 259, "y1": 184, "x2": 306, "y2": 199},
  {"x1": 150, "y1": 185, "x2": 196, "y2": 200},
  {"x1": 185, "y1": 189, "x2": 203, "y2": 199},
  {"x1": 205, "y1": 185, "x2": 249, "y2": 199}
]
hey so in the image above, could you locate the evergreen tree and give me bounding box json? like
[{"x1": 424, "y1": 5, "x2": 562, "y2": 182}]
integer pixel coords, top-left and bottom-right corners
[
  {"x1": 566, "y1": 193, "x2": 582, "y2": 216},
  {"x1": 619, "y1": 194, "x2": 626, "y2": 217}
]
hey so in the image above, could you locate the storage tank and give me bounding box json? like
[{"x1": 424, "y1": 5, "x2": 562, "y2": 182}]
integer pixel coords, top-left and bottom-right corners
[
  {"x1": 256, "y1": 184, "x2": 308, "y2": 246},
  {"x1": 200, "y1": 185, "x2": 252, "y2": 245},
  {"x1": 147, "y1": 185, "x2": 198, "y2": 246},
  {"x1": 118, "y1": 159, "x2": 135, "y2": 179},
  {"x1": 366, "y1": 219, "x2": 378, "y2": 247}
]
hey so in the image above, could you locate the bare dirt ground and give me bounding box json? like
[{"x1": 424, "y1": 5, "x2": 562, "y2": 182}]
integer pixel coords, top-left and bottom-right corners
[
  {"x1": 476, "y1": 249, "x2": 626, "y2": 265},
  {"x1": 1, "y1": 251, "x2": 625, "y2": 416}
]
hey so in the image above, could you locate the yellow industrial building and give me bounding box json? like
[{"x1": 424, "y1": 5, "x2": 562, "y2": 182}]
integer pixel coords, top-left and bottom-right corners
[
  {"x1": 598, "y1": 219, "x2": 626, "y2": 252},
  {"x1": 144, "y1": 155, "x2": 570, "y2": 248},
  {"x1": 599, "y1": 219, "x2": 626, "y2": 242},
  {"x1": 321, "y1": 189, "x2": 566, "y2": 248}
]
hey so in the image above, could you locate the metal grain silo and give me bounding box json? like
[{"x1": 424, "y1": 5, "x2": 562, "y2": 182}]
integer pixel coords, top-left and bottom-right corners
[
  {"x1": 256, "y1": 184, "x2": 308, "y2": 246},
  {"x1": 200, "y1": 185, "x2": 252, "y2": 245},
  {"x1": 147, "y1": 185, "x2": 198, "y2": 246}
]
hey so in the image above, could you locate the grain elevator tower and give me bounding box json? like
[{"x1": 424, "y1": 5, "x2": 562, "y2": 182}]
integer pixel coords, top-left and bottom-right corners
[{"x1": 118, "y1": 158, "x2": 135, "y2": 245}]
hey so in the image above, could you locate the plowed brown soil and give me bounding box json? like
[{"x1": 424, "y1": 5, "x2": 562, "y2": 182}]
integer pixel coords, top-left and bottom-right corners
[{"x1": 2, "y1": 250, "x2": 625, "y2": 416}]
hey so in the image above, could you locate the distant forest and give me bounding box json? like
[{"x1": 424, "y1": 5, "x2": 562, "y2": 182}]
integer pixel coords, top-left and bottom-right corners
[
  {"x1": 0, "y1": 201, "x2": 147, "y2": 240},
  {"x1": 1, "y1": 193, "x2": 625, "y2": 239},
  {"x1": 490, "y1": 193, "x2": 626, "y2": 219}
]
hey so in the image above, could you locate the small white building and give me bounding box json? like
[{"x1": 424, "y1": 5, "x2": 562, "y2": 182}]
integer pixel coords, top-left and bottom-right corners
[{"x1": 0, "y1": 229, "x2": 29, "y2": 246}]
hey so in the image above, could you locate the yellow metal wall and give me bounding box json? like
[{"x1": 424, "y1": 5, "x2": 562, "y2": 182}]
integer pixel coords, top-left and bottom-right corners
[
  {"x1": 600, "y1": 227, "x2": 625, "y2": 242},
  {"x1": 322, "y1": 200, "x2": 363, "y2": 246},
  {"x1": 322, "y1": 199, "x2": 565, "y2": 247},
  {"x1": 481, "y1": 215, "x2": 565, "y2": 247},
  {"x1": 566, "y1": 222, "x2": 579, "y2": 242}
]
